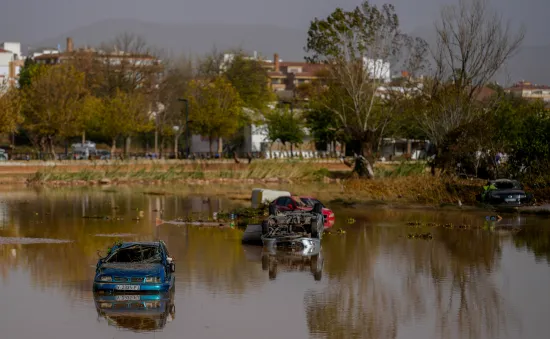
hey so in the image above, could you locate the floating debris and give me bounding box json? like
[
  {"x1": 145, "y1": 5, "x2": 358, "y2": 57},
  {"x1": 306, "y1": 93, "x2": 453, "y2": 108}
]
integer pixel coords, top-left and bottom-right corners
[
  {"x1": 407, "y1": 233, "x2": 433, "y2": 240},
  {"x1": 82, "y1": 215, "x2": 124, "y2": 221},
  {"x1": 0, "y1": 237, "x2": 72, "y2": 245},
  {"x1": 406, "y1": 221, "x2": 422, "y2": 227}
]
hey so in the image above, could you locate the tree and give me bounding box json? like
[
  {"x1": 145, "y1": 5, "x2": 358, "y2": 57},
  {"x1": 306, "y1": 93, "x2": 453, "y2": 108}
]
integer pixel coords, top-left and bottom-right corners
[
  {"x1": 0, "y1": 86, "x2": 23, "y2": 135},
  {"x1": 305, "y1": 0, "x2": 428, "y2": 177},
  {"x1": 23, "y1": 65, "x2": 90, "y2": 157},
  {"x1": 224, "y1": 53, "x2": 274, "y2": 114},
  {"x1": 304, "y1": 107, "x2": 340, "y2": 151},
  {"x1": 265, "y1": 107, "x2": 306, "y2": 156},
  {"x1": 17, "y1": 58, "x2": 47, "y2": 89},
  {"x1": 185, "y1": 77, "x2": 243, "y2": 155},
  {"x1": 90, "y1": 89, "x2": 153, "y2": 155},
  {"x1": 416, "y1": 0, "x2": 525, "y2": 175},
  {"x1": 156, "y1": 56, "x2": 195, "y2": 158}
]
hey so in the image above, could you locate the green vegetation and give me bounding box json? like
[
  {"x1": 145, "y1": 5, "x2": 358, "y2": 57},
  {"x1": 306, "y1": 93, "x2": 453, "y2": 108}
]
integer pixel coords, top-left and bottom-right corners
[{"x1": 27, "y1": 161, "x2": 336, "y2": 184}]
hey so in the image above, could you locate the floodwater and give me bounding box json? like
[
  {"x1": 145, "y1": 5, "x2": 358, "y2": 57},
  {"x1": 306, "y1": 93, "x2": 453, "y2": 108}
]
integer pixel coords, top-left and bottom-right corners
[{"x1": 1, "y1": 186, "x2": 550, "y2": 339}]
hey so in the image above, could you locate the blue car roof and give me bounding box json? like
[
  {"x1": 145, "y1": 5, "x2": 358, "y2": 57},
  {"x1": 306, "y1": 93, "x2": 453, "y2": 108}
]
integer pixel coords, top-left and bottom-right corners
[{"x1": 111, "y1": 242, "x2": 166, "y2": 251}]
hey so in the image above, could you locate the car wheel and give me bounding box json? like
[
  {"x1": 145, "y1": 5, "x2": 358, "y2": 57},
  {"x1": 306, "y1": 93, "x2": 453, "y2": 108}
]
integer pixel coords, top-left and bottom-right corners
[
  {"x1": 261, "y1": 220, "x2": 270, "y2": 236},
  {"x1": 312, "y1": 202, "x2": 323, "y2": 214},
  {"x1": 310, "y1": 217, "x2": 323, "y2": 240}
]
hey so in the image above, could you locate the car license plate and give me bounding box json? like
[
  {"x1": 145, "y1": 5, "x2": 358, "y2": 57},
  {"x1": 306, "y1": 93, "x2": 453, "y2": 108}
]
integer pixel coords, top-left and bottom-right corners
[
  {"x1": 505, "y1": 198, "x2": 518, "y2": 203},
  {"x1": 115, "y1": 295, "x2": 140, "y2": 301},
  {"x1": 115, "y1": 285, "x2": 140, "y2": 291}
]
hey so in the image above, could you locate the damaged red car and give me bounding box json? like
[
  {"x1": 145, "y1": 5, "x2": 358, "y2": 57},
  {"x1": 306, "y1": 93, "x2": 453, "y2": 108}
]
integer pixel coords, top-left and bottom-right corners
[{"x1": 270, "y1": 196, "x2": 335, "y2": 228}]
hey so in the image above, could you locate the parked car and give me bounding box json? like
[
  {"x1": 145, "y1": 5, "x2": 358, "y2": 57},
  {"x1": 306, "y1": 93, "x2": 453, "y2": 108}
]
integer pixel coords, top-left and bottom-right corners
[
  {"x1": 476, "y1": 179, "x2": 534, "y2": 206},
  {"x1": 93, "y1": 241, "x2": 175, "y2": 293},
  {"x1": 0, "y1": 148, "x2": 8, "y2": 161},
  {"x1": 270, "y1": 195, "x2": 335, "y2": 228}
]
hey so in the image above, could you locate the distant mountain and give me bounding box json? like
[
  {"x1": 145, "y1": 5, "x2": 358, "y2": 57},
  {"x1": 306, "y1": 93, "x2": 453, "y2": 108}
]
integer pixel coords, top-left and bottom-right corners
[
  {"x1": 31, "y1": 19, "x2": 550, "y2": 85},
  {"x1": 30, "y1": 18, "x2": 308, "y2": 62}
]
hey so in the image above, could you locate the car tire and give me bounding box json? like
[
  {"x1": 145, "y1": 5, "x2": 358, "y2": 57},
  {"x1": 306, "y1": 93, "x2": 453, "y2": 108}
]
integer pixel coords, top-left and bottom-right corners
[
  {"x1": 312, "y1": 202, "x2": 323, "y2": 214},
  {"x1": 261, "y1": 219, "x2": 270, "y2": 236},
  {"x1": 310, "y1": 217, "x2": 323, "y2": 240}
]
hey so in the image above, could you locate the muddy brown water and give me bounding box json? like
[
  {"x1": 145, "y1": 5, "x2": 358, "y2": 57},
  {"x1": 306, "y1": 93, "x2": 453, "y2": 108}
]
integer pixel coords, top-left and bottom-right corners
[{"x1": 0, "y1": 186, "x2": 550, "y2": 339}]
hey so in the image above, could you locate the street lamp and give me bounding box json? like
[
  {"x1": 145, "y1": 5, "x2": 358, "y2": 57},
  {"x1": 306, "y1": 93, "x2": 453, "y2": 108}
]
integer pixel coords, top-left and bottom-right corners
[{"x1": 178, "y1": 98, "x2": 190, "y2": 157}]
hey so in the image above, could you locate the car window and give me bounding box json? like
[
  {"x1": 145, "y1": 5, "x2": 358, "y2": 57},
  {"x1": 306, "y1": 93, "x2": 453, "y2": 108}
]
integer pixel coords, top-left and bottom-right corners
[
  {"x1": 293, "y1": 197, "x2": 307, "y2": 207},
  {"x1": 494, "y1": 181, "x2": 521, "y2": 190},
  {"x1": 105, "y1": 245, "x2": 162, "y2": 264}
]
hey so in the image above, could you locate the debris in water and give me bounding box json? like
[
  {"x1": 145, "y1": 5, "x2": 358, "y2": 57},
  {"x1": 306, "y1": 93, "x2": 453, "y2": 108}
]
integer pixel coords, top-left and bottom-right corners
[
  {"x1": 407, "y1": 233, "x2": 433, "y2": 240},
  {"x1": 0, "y1": 237, "x2": 72, "y2": 245}
]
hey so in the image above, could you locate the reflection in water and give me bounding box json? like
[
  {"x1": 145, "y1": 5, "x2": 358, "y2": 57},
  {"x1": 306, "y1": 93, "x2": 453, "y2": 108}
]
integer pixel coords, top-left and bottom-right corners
[
  {"x1": 306, "y1": 211, "x2": 514, "y2": 339},
  {"x1": 514, "y1": 225, "x2": 550, "y2": 263},
  {"x1": 259, "y1": 247, "x2": 324, "y2": 281},
  {"x1": 94, "y1": 291, "x2": 175, "y2": 332},
  {"x1": 0, "y1": 187, "x2": 549, "y2": 338}
]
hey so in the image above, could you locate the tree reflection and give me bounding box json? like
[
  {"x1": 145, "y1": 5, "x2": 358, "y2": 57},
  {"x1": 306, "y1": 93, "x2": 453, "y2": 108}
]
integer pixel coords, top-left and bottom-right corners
[
  {"x1": 0, "y1": 189, "x2": 258, "y2": 299},
  {"x1": 513, "y1": 226, "x2": 550, "y2": 263},
  {"x1": 305, "y1": 210, "x2": 509, "y2": 339}
]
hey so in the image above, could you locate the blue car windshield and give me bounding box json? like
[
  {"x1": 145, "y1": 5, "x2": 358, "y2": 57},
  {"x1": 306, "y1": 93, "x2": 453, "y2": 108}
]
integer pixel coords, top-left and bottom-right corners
[{"x1": 105, "y1": 245, "x2": 162, "y2": 264}]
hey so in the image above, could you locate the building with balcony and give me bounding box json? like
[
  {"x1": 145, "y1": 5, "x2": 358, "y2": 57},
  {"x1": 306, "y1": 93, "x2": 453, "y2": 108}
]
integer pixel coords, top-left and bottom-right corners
[
  {"x1": 505, "y1": 81, "x2": 550, "y2": 102},
  {"x1": 264, "y1": 53, "x2": 327, "y2": 92}
]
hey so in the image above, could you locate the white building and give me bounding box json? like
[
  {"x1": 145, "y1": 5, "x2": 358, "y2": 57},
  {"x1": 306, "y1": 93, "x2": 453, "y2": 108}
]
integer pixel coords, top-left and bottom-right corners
[
  {"x1": 363, "y1": 58, "x2": 391, "y2": 83},
  {"x1": 31, "y1": 48, "x2": 60, "y2": 59},
  {"x1": 0, "y1": 42, "x2": 23, "y2": 88}
]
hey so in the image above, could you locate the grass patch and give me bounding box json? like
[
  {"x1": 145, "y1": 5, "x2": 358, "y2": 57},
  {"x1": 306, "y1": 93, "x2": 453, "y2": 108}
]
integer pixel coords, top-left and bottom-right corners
[
  {"x1": 342, "y1": 175, "x2": 483, "y2": 206},
  {"x1": 27, "y1": 160, "x2": 336, "y2": 184}
]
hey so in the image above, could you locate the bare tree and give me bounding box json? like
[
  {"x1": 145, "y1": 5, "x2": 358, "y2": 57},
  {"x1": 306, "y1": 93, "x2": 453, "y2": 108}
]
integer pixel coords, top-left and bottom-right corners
[
  {"x1": 416, "y1": 0, "x2": 525, "y2": 174},
  {"x1": 156, "y1": 55, "x2": 195, "y2": 158}
]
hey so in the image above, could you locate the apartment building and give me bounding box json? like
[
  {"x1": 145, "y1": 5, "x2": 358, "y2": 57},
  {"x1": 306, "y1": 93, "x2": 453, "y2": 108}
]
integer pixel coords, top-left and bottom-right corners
[
  {"x1": 505, "y1": 81, "x2": 550, "y2": 102},
  {"x1": 0, "y1": 42, "x2": 23, "y2": 88},
  {"x1": 33, "y1": 38, "x2": 161, "y2": 70},
  {"x1": 264, "y1": 53, "x2": 327, "y2": 92}
]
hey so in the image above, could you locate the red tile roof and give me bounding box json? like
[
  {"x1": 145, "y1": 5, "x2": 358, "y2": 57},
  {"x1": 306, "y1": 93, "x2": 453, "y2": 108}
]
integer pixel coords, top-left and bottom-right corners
[{"x1": 0, "y1": 48, "x2": 10, "y2": 53}]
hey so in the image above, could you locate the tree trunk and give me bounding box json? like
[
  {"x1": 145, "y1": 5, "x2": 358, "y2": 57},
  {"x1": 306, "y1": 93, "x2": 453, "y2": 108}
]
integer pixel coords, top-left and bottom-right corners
[
  {"x1": 218, "y1": 137, "x2": 223, "y2": 156},
  {"x1": 111, "y1": 138, "x2": 117, "y2": 157},
  {"x1": 174, "y1": 133, "x2": 180, "y2": 159},
  {"x1": 209, "y1": 138, "x2": 213, "y2": 157},
  {"x1": 356, "y1": 141, "x2": 375, "y2": 179},
  {"x1": 154, "y1": 130, "x2": 158, "y2": 156},
  {"x1": 290, "y1": 143, "x2": 293, "y2": 158},
  {"x1": 125, "y1": 136, "x2": 131, "y2": 159},
  {"x1": 82, "y1": 131, "x2": 86, "y2": 144},
  {"x1": 48, "y1": 136, "x2": 56, "y2": 160}
]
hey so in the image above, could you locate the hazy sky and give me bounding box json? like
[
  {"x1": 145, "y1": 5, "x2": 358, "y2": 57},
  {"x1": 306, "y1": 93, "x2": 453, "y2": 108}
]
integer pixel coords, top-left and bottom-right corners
[{"x1": 0, "y1": 0, "x2": 548, "y2": 46}]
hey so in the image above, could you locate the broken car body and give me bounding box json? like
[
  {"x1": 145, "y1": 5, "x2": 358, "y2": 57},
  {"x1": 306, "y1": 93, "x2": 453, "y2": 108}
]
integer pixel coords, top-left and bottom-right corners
[{"x1": 93, "y1": 241, "x2": 175, "y2": 293}]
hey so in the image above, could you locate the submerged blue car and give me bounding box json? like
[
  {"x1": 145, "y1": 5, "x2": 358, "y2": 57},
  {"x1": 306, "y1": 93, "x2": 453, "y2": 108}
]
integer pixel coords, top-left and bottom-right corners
[{"x1": 93, "y1": 241, "x2": 175, "y2": 293}]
